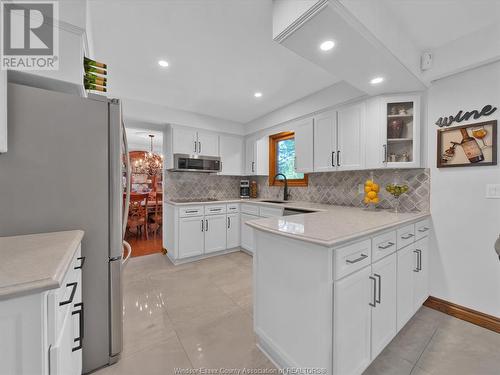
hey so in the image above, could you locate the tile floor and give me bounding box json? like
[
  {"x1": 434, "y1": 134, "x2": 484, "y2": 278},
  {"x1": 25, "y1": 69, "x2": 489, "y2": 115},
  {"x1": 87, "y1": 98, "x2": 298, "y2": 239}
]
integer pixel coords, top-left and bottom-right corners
[{"x1": 94, "y1": 251, "x2": 500, "y2": 375}]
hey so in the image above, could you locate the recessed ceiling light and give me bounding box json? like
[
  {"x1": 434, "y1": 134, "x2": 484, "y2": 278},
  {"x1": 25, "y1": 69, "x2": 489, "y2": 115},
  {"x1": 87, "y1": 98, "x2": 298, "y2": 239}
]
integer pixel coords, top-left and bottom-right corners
[
  {"x1": 319, "y1": 40, "x2": 335, "y2": 51},
  {"x1": 158, "y1": 60, "x2": 169, "y2": 67},
  {"x1": 254, "y1": 92, "x2": 262, "y2": 98},
  {"x1": 370, "y1": 76, "x2": 384, "y2": 85}
]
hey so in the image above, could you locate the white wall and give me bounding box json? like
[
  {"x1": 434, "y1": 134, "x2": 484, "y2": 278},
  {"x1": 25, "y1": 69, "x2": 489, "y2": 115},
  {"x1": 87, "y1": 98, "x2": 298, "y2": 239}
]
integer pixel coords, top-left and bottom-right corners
[
  {"x1": 244, "y1": 81, "x2": 363, "y2": 135},
  {"x1": 122, "y1": 97, "x2": 245, "y2": 136},
  {"x1": 427, "y1": 62, "x2": 500, "y2": 317}
]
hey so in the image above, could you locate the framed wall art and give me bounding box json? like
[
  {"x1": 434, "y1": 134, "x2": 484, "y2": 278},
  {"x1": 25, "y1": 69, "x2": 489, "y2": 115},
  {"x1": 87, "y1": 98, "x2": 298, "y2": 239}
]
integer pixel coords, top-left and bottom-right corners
[{"x1": 437, "y1": 120, "x2": 497, "y2": 168}]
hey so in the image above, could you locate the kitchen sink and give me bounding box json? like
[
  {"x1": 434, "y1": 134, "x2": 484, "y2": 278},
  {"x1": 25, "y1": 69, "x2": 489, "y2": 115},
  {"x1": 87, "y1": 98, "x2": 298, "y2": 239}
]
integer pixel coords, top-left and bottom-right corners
[{"x1": 261, "y1": 200, "x2": 287, "y2": 204}]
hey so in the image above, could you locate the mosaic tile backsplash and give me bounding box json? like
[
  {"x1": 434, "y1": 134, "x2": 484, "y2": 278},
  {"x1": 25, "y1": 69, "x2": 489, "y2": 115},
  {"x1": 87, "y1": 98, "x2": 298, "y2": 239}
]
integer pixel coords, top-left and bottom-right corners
[{"x1": 164, "y1": 169, "x2": 430, "y2": 213}]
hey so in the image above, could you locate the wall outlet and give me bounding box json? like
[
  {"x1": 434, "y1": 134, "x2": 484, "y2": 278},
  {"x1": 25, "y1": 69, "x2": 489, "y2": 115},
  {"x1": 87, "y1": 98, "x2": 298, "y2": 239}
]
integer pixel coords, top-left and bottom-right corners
[{"x1": 486, "y1": 184, "x2": 500, "y2": 199}]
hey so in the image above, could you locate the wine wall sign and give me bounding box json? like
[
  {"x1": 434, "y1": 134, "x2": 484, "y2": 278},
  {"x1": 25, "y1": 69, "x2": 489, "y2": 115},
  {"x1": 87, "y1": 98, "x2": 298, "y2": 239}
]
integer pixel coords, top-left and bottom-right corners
[
  {"x1": 435, "y1": 105, "x2": 497, "y2": 127},
  {"x1": 437, "y1": 120, "x2": 497, "y2": 168}
]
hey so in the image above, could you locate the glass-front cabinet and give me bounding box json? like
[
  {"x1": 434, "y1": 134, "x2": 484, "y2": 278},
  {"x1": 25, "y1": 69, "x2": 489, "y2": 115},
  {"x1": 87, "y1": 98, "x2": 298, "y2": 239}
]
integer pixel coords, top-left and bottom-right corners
[{"x1": 382, "y1": 95, "x2": 421, "y2": 168}]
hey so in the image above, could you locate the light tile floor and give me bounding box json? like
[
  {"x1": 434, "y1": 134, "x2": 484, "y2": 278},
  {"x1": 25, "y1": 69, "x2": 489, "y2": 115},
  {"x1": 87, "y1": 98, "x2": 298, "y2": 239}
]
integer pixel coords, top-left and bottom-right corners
[{"x1": 94, "y1": 251, "x2": 500, "y2": 375}]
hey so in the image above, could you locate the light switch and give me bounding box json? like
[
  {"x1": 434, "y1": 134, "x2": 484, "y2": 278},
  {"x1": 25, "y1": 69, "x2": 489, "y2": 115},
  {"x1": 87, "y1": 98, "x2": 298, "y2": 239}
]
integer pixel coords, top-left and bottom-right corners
[{"x1": 486, "y1": 184, "x2": 500, "y2": 199}]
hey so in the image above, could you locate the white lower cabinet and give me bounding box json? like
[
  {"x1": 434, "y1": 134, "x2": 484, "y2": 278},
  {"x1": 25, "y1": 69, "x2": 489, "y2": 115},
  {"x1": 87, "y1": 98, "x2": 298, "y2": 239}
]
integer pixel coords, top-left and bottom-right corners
[
  {"x1": 179, "y1": 216, "x2": 205, "y2": 258},
  {"x1": 370, "y1": 253, "x2": 397, "y2": 359},
  {"x1": 241, "y1": 213, "x2": 259, "y2": 253},
  {"x1": 413, "y1": 237, "x2": 429, "y2": 309},
  {"x1": 226, "y1": 213, "x2": 240, "y2": 249},
  {"x1": 204, "y1": 214, "x2": 227, "y2": 253},
  {"x1": 334, "y1": 266, "x2": 372, "y2": 375}
]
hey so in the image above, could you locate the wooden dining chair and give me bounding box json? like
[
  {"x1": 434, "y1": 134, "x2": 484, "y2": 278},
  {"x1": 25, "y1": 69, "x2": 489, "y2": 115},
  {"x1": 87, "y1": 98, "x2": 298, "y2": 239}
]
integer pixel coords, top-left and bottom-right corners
[
  {"x1": 127, "y1": 193, "x2": 149, "y2": 240},
  {"x1": 149, "y1": 191, "x2": 163, "y2": 237}
]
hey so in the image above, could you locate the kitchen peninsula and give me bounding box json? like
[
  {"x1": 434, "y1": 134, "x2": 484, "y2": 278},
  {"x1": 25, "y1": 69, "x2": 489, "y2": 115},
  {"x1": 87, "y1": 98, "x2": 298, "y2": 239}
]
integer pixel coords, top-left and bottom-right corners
[{"x1": 246, "y1": 207, "x2": 431, "y2": 375}]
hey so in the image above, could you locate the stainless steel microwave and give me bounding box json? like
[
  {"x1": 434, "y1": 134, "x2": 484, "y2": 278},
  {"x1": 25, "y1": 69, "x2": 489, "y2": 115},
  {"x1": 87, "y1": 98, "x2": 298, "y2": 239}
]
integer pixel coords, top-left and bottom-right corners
[{"x1": 170, "y1": 153, "x2": 221, "y2": 172}]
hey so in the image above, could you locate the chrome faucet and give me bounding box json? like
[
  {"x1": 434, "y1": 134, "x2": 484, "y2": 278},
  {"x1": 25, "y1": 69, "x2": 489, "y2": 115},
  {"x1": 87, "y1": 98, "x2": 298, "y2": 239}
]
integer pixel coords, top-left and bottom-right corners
[{"x1": 273, "y1": 173, "x2": 290, "y2": 201}]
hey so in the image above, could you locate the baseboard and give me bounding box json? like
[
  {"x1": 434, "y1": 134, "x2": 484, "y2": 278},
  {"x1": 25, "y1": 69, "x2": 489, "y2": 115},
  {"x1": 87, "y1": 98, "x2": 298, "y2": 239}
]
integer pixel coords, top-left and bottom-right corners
[{"x1": 424, "y1": 296, "x2": 500, "y2": 333}]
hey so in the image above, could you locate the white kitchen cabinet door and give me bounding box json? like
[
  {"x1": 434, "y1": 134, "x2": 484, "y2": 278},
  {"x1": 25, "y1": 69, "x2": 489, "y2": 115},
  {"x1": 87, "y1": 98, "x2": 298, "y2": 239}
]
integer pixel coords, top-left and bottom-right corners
[
  {"x1": 179, "y1": 216, "x2": 205, "y2": 258},
  {"x1": 365, "y1": 97, "x2": 384, "y2": 169},
  {"x1": 313, "y1": 110, "x2": 337, "y2": 172},
  {"x1": 413, "y1": 237, "x2": 429, "y2": 309},
  {"x1": 255, "y1": 136, "x2": 269, "y2": 175},
  {"x1": 241, "y1": 213, "x2": 258, "y2": 253},
  {"x1": 226, "y1": 213, "x2": 240, "y2": 249},
  {"x1": 333, "y1": 266, "x2": 372, "y2": 375},
  {"x1": 294, "y1": 117, "x2": 314, "y2": 173},
  {"x1": 204, "y1": 214, "x2": 227, "y2": 254},
  {"x1": 0, "y1": 71, "x2": 7, "y2": 153},
  {"x1": 219, "y1": 135, "x2": 243, "y2": 175},
  {"x1": 197, "y1": 131, "x2": 219, "y2": 157},
  {"x1": 396, "y1": 243, "x2": 416, "y2": 330},
  {"x1": 371, "y1": 253, "x2": 397, "y2": 359},
  {"x1": 245, "y1": 137, "x2": 256, "y2": 175},
  {"x1": 49, "y1": 310, "x2": 78, "y2": 375},
  {"x1": 173, "y1": 127, "x2": 198, "y2": 155},
  {"x1": 337, "y1": 103, "x2": 365, "y2": 171}
]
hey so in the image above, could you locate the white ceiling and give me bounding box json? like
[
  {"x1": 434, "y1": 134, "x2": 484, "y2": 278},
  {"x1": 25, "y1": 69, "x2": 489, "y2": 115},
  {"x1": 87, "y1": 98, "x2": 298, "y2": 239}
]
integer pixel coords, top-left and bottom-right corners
[
  {"x1": 381, "y1": 0, "x2": 500, "y2": 50},
  {"x1": 126, "y1": 128, "x2": 163, "y2": 153},
  {"x1": 88, "y1": 0, "x2": 339, "y2": 124}
]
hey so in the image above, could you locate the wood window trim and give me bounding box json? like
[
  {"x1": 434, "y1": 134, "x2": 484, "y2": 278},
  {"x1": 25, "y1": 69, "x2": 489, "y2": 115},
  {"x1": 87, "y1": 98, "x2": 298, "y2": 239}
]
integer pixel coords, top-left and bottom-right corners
[{"x1": 268, "y1": 131, "x2": 308, "y2": 187}]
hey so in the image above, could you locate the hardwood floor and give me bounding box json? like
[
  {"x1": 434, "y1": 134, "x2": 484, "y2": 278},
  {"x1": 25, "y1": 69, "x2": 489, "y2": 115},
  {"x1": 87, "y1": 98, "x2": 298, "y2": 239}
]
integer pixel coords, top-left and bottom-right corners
[{"x1": 126, "y1": 234, "x2": 163, "y2": 257}]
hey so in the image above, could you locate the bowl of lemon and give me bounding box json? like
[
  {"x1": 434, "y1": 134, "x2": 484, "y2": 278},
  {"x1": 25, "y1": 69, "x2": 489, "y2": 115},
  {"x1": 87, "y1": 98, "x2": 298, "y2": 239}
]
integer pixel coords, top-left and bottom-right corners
[{"x1": 363, "y1": 179, "x2": 380, "y2": 208}]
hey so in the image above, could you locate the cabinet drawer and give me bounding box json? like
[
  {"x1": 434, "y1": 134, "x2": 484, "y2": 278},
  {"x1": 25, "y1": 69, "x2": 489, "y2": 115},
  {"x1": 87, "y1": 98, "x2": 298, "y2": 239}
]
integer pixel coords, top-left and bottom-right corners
[
  {"x1": 259, "y1": 206, "x2": 283, "y2": 218},
  {"x1": 415, "y1": 218, "x2": 431, "y2": 240},
  {"x1": 204, "y1": 204, "x2": 227, "y2": 215},
  {"x1": 179, "y1": 206, "x2": 204, "y2": 217},
  {"x1": 397, "y1": 224, "x2": 415, "y2": 250},
  {"x1": 334, "y1": 239, "x2": 372, "y2": 280},
  {"x1": 372, "y1": 230, "x2": 397, "y2": 262},
  {"x1": 227, "y1": 203, "x2": 240, "y2": 213},
  {"x1": 241, "y1": 203, "x2": 259, "y2": 215}
]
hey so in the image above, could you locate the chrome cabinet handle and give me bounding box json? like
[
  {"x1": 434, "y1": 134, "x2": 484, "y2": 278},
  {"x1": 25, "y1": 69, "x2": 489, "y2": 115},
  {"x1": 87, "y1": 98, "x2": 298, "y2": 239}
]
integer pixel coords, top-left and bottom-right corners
[
  {"x1": 331, "y1": 151, "x2": 335, "y2": 167},
  {"x1": 72, "y1": 302, "x2": 84, "y2": 352},
  {"x1": 401, "y1": 233, "x2": 414, "y2": 240},
  {"x1": 383, "y1": 144, "x2": 388, "y2": 163},
  {"x1": 413, "y1": 250, "x2": 420, "y2": 272},
  {"x1": 346, "y1": 253, "x2": 368, "y2": 264},
  {"x1": 227, "y1": 217, "x2": 231, "y2": 229},
  {"x1": 337, "y1": 150, "x2": 340, "y2": 167},
  {"x1": 251, "y1": 162, "x2": 255, "y2": 173},
  {"x1": 199, "y1": 142, "x2": 201, "y2": 153},
  {"x1": 416, "y1": 249, "x2": 422, "y2": 271},
  {"x1": 374, "y1": 273, "x2": 381, "y2": 304},
  {"x1": 369, "y1": 276, "x2": 377, "y2": 307},
  {"x1": 59, "y1": 282, "x2": 78, "y2": 306},
  {"x1": 418, "y1": 227, "x2": 429, "y2": 233},
  {"x1": 194, "y1": 141, "x2": 197, "y2": 153},
  {"x1": 205, "y1": 219, "x2": 208, "y2": 231},
  {"x1": 74, "y1": 256, "x2": 85, "y2": 270},
  {"x1": 201, "y1": 220, "x2": 204, "y2": 232},
  {"x1": 185, "y1": 210, "x2": 199, "y2": 214},
  {"x1": 378, "y1": 241, "x2": 395, "y2": 250}
]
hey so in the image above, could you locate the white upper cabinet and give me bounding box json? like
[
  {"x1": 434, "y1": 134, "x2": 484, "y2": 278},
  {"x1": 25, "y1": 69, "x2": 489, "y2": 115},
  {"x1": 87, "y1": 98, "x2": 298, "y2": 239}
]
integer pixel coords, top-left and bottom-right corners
[
  {"x1": 245, "y1": 136, "x2": 269, "y2": 176},
  {"x1": 172, "y1": 127, "x2": 198, "y2": 155},
  {"x1": 197, "y1": 131, "x2": 219, "y2": 157},
  {"x1": 219, "y1": 135, "x2": 244, "y2": 175},
  {"x1": 313, "y1": 110, "x2": 337, "y2": 172},
  {"x1": 294, "y1": 117, "x2": 314, "y2": 173},
  {"x1": 0, "y1": 71, "x2": 6, "y2": 153},
  {"x1": 337, "y1": 102, "x2": 366, "y2": 171}
]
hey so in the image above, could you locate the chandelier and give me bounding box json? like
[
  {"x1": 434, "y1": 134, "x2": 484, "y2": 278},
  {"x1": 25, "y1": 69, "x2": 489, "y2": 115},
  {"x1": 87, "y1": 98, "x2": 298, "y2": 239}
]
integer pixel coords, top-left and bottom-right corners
[{"x1": 132, "y1": 134, "x2": 163, "y2": 176}]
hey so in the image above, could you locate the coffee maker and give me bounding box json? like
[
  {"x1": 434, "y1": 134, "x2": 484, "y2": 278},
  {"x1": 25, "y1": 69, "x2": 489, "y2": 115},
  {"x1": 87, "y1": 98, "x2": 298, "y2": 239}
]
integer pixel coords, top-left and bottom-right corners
[{"x1": 240, "y1": 180, "x2": 250, "y2": 198}]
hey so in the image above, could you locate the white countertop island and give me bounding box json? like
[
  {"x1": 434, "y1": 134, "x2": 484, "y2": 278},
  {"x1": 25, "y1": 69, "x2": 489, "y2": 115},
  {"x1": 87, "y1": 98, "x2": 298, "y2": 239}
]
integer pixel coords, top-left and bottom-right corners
[{"x1": 247, "y1": 205, "x2": 431, "y2": 375}]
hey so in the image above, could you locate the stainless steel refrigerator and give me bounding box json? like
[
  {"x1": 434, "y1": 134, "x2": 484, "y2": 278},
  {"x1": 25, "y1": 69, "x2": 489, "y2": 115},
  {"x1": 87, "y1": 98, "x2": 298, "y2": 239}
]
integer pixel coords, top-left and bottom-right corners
[{"x1": 0, "y1": 82, "x2": 132, "y2": 373}]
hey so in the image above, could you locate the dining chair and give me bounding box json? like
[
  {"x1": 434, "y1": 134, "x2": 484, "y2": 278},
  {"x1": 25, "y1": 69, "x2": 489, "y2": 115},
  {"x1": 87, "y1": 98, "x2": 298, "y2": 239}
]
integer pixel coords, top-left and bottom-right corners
[
  {"x1": 149, "y1": 191, "x2": 163, "y2": 237},
  {"x1": 127, "y1": 193, "x2": 149, "y2": 240}
]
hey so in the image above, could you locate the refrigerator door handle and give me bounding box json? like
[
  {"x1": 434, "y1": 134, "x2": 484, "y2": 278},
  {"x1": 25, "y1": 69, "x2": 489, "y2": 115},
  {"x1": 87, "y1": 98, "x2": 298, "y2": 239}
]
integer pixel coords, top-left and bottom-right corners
[
  {"x1": 122, "y1": 240, "x2": 132, "y2": 266},
  {"x1": 109, "y1": 258, "x2": 123, "y2": 359},
  {"x1": 121, "y1": 110, "x2": 131, "y2": 239}
]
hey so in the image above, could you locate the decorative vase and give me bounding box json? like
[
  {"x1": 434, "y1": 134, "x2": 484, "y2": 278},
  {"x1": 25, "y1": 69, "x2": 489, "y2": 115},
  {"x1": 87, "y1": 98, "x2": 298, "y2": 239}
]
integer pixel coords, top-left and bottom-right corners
[{"x1": 388, "y1": 119, "x2": 403, "y2": 139}]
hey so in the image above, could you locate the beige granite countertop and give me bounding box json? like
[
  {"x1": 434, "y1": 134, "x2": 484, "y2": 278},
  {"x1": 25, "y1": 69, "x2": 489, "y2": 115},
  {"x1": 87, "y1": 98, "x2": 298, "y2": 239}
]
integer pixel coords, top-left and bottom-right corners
[
  {"x1": 0, "y1": 230, "x2": 84, "y2": 301},
  {"x1": 165, "y1": 198, "x2": 328, "y2": 211},
  {"x1": 246, "y1": 205, "x2": 430, "y2": 247}
]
